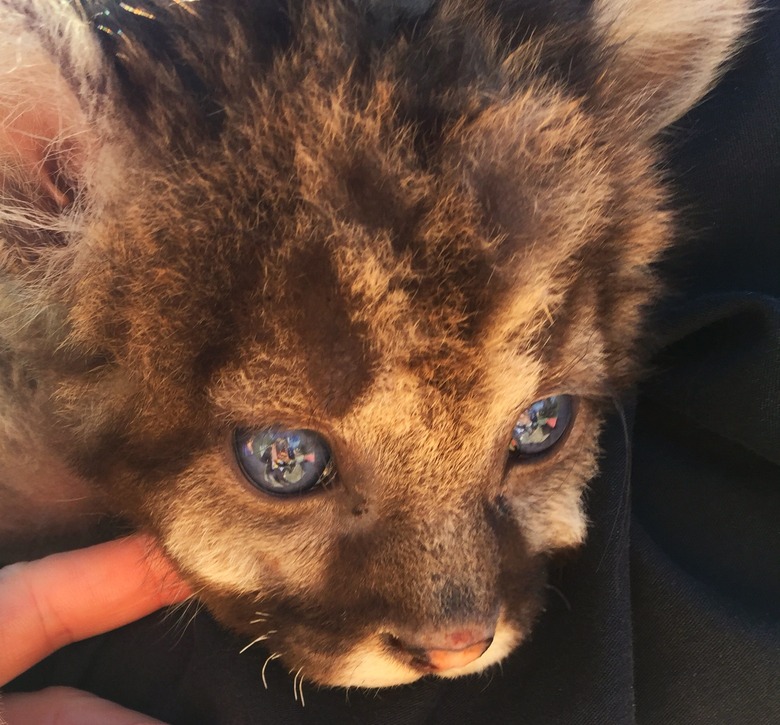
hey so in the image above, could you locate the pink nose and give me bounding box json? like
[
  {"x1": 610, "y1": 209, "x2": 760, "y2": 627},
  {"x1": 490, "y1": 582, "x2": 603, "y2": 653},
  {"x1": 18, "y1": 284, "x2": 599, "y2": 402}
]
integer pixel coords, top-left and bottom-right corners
[
  {"x1": 425, "y1": 638, "x2": 493, "y2": 672},
  {"x1": 388, "y1": 626, "x2": 494, "y2": 673}
]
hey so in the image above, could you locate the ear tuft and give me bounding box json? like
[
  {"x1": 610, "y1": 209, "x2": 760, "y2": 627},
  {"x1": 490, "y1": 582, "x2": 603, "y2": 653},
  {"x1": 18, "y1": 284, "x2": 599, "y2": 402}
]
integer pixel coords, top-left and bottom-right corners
[
  {"x1": 0, "y1": 2, "x2": 107, "y2": 226},
  {"x1": 1, "y1": 95, "x2": 85, "y2": 211},
  {"x1": 592, "y1": 0, "x2": 755, "y2": 135}
]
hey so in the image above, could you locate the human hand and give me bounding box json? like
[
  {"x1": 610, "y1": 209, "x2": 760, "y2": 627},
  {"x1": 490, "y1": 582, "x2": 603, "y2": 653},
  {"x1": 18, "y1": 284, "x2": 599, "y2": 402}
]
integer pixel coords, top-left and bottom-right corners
[{"x1": 0, "y1": 535, "x2": 192, "y2": 724}]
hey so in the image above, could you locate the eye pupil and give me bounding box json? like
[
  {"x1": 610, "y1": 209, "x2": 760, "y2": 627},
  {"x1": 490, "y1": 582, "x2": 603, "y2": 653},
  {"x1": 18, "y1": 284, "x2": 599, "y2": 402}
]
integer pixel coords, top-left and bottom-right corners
[
  {"x1": 509, "y1": 395, "x2": 574, "y2": 458},
  {"x1": 235, "y1": 428, "x2": 333, "y2": 495}
]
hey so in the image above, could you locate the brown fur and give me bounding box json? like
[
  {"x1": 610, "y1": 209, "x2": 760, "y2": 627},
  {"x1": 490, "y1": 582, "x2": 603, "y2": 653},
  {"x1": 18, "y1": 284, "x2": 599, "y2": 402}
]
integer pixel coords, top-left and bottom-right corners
[{"x1": 0, "y1": 0, "x2": 752, "y2": 688}]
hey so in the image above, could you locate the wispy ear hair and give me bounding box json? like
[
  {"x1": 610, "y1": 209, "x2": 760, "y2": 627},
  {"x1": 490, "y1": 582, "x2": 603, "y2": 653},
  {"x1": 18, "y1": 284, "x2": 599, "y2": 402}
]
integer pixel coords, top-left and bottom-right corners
[
  {"x1": 0, "y1": 1, "x2": 120, "y2": 263},
  {"x1": 592, "y1": 0, "x2": 755, "y2": 136},
  {"x1": 0, "y1": 2, "x2": 111, "y2": 213}
]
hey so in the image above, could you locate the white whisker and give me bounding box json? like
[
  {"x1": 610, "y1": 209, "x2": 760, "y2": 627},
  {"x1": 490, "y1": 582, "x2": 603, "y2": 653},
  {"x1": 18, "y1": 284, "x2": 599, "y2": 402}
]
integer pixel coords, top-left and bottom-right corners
[
  {"x1": 261, "y1": 652, "x2": 282, "y2": 689},
  {"x1": 238, "y1": 629, "x2": 277, "y2": 654},
  {"x1": 292, "y1": 667, "x2": 303, "y2": 702},
  {"x1": 160, "y1": 592, "x2": 206, "y2": 647},
  {"x1": 239, "y1": 634, "x2": 271, "y2": 654}
]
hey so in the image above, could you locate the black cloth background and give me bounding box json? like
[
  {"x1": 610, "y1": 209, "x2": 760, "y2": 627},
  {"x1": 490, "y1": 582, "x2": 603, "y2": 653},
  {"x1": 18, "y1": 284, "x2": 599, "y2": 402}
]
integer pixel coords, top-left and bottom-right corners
[{"x1": 7, "y1": 2, "x2": 780, "y2": 723}]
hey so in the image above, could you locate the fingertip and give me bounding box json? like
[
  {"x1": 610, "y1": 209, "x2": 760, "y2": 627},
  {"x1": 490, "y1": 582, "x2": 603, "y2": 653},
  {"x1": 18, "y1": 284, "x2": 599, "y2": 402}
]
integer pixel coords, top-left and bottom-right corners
[
  {"x1": 0, "y1": 535, "x2": 194, "y2": 684},
  {"x1": 114, "y1": 534, "x2": 193, "y2": 604}
]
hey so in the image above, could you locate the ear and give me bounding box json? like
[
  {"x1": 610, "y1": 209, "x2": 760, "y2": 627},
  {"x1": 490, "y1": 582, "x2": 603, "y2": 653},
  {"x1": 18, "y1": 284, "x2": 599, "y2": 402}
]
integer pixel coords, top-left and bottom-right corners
[
  {"x1": 592, "y1": 0, "x2": 754, "y2": 136},
  {"x1": 0, "y1": 2, "x2": 106, "y2": 215}
]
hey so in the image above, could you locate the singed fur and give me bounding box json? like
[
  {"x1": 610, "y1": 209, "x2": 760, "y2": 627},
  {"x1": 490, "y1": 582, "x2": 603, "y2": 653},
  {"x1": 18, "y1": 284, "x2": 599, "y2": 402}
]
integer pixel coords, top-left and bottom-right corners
[{"x1": 0, "y1": 0, "x2": 752, "y2": 689}]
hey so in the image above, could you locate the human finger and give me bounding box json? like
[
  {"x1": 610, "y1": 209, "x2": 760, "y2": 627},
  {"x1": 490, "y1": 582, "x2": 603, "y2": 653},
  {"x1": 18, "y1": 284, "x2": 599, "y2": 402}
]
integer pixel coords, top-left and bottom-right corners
[
  {"x1": 2, "y1": 686, "x2": 168, "y2": 724},
  {"x1": 0, "y1": 535, "x2": 191, "y2": 684}
]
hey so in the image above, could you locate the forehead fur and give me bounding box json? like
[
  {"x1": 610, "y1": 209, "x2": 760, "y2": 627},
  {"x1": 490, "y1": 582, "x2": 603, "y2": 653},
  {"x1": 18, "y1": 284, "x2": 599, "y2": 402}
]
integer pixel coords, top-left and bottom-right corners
[{"x1": 40, "y1": 0, "x2": 665, "y2": 415}]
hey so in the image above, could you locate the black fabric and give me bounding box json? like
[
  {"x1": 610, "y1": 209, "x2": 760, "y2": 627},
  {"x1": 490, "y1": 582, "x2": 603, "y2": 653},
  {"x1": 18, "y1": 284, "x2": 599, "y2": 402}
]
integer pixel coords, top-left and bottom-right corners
[{"x1": 7, "y1": 1, "x2": 780, "y2": 722}]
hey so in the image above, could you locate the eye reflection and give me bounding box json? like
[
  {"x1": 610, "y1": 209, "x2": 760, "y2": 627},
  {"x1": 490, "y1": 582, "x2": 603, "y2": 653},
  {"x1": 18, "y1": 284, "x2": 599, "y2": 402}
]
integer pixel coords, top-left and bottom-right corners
[
  {"x1": 234, "y1": 428, "x2": 333, "y2": 495},
  {"x1": 509, "y1": 395, "x2": 574, "y2": 457}
]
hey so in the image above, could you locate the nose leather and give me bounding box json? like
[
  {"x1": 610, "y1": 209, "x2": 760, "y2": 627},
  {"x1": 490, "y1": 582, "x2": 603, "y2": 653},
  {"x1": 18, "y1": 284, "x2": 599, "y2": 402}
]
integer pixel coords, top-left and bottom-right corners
[
  {"x1": 425, "y1": 638, "x2": 493, "y2": 672},
  {"x1": 389, "y1": 626, "x2": 495, "y2": 673}
]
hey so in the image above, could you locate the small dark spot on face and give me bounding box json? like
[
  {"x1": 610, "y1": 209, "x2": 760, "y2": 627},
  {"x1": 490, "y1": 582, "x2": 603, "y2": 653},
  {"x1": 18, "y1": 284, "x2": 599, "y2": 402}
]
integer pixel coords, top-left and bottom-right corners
[{"x1": 347, "y1": 486, "x2": 369, "y2": 515}]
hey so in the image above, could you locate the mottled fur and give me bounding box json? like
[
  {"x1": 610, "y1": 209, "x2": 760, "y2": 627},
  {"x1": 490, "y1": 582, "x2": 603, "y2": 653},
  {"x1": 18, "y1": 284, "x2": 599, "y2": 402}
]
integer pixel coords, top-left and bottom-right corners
[{"x1": 0, "y1": 0, "x2": 751, "y2": 688}]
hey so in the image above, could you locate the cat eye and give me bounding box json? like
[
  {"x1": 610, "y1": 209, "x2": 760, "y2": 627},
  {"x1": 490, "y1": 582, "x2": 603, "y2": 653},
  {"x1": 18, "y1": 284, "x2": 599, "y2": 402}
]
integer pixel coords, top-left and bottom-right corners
[
  {"x1": 234, "y1": 427, "x2": 334, "y2": 495},
  {"x1": 509, "y1": 395, "x2": 574, "y2": 458}
]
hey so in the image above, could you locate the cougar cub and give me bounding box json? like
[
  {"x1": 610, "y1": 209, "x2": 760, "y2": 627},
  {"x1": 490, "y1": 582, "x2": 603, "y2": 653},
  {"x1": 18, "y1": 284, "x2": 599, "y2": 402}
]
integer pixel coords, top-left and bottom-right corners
[{"x1": 0, "y1": 0, "x2": 751, "y2": 688}]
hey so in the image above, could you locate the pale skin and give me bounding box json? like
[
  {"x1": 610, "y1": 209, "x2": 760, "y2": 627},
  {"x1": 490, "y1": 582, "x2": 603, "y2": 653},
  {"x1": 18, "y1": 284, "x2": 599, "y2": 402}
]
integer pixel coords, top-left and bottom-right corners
[{"x1": 0, "y1": 535, "x2": 192, "y2": 725}]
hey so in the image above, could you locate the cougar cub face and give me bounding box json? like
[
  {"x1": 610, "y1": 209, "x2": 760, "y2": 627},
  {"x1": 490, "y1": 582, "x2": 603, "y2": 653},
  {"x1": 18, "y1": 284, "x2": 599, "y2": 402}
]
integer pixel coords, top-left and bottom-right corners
[{"x1": 0, "y1": 0, "x2": 750, "y2": 687}]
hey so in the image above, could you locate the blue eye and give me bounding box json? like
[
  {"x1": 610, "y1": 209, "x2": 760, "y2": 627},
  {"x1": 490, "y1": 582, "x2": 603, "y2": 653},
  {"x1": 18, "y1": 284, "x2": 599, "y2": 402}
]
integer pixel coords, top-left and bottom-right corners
[
  {"x1": 509, "y1": 395, "x2": 574, "y2": 458},
  {"x1": 234, "y1": 428, "x2": 334, "y2": 495}
]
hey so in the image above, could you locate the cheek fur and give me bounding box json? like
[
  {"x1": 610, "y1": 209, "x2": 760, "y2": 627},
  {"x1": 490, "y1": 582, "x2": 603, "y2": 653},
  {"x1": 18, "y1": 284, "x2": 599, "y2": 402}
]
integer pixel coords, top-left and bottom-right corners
[
  {"x1": 505, "y1": 407, "x2": 603, "y2": 553},
  {"x1": 153, "y1": 452, "x2": 335, "y2": 596}
]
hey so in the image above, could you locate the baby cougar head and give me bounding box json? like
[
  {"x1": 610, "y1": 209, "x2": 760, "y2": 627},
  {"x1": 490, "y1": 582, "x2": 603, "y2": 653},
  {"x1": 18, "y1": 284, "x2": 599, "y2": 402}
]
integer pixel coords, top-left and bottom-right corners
[{"x1": 0, "y1": 0, "x2": 751, "y2": 687}]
